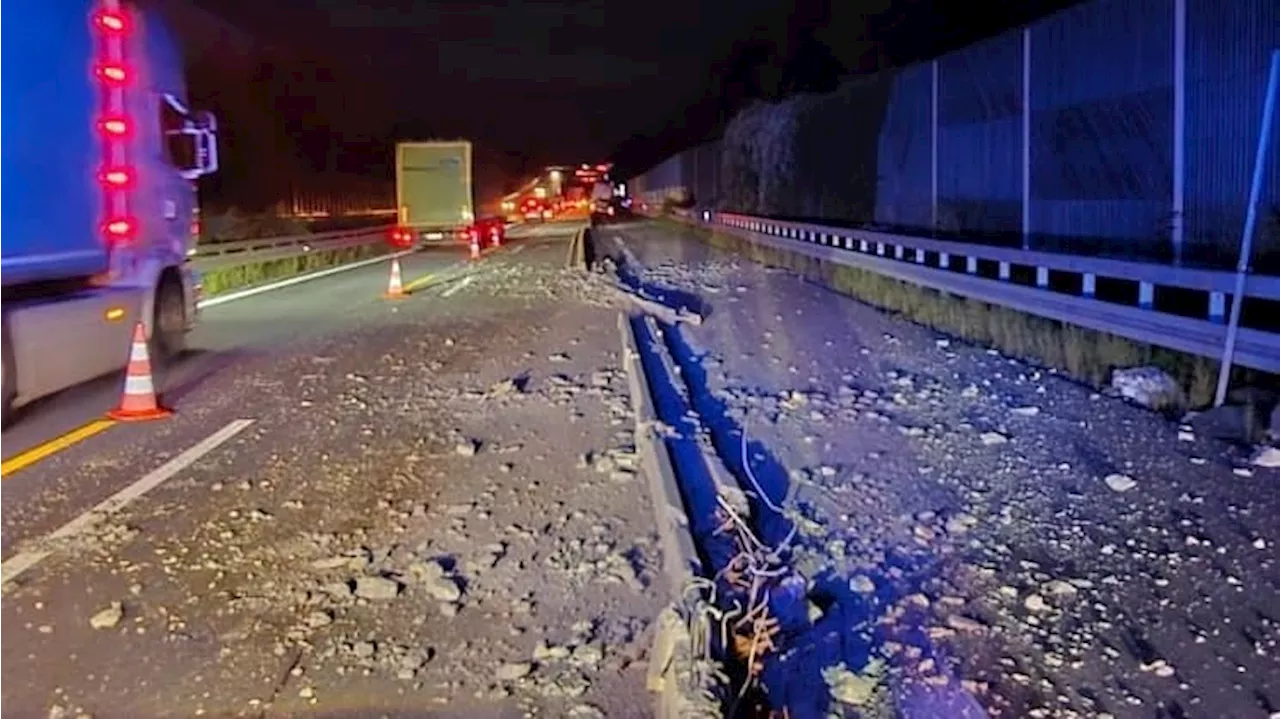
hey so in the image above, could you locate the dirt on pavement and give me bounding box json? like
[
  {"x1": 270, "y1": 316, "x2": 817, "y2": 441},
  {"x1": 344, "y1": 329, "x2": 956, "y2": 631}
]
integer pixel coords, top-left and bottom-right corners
[
  {"x1": 2, "y1": 237, "x2": 666, "y2": 719},
  {"x1": 598, "y1": 219, "x2": 1280, "y2": 719}
]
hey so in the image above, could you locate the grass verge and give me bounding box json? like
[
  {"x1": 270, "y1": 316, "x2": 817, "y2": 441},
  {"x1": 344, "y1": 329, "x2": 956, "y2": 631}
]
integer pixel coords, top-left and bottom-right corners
[
  {"x1": 198, "y1": 243, "x2": 392, "y2": 298},
  {"x1": 658, "y1": 216, "x2": 1267, "y2": 409}
]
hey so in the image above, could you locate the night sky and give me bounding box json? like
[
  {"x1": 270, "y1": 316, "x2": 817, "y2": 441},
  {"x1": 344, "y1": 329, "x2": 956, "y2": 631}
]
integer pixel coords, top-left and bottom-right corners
[{"x1": 173, "y1": 0, "x2": 1077, "y2": 210}]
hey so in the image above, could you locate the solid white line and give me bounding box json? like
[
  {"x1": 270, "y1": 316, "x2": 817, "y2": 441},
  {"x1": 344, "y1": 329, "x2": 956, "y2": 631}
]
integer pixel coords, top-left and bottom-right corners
[
  {"x1": 1, "y1": 418, "x2": 256, "y2": 589},
  {"x1": 198, "y1": 250, "x2": 413, "y2": 308},
  {"x1": 441, "y1": 276, "x2": 474, "y2": 298}
]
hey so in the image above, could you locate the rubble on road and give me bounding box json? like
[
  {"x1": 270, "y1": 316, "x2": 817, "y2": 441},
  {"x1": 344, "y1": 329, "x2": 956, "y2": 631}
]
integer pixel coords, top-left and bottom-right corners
[
  {"x1": 601, "y1": 225, "x2": 1280, "y2": 718},
  {"x1": 1, "y1": 242, "x2": 668, "y2": 718}
]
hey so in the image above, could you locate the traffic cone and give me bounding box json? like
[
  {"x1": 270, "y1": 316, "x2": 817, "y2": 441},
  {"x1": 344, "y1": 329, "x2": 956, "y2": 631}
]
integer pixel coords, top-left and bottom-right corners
[
  {"x1": 384, "y1": 257, "x2": 406, "y2": 299},
  {"x1": 469, "y1": 233, "x2": 481, "y2": 260},
  {"x1": 489, "y1": 227, "x2": 502, "y2": 249},
  {"x1": 107, "y1": 321, "x2": 171, "y2": 422}
]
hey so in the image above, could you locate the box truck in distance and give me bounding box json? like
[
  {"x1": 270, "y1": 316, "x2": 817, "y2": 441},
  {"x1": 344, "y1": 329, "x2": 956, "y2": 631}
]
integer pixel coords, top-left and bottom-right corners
[
  {"x1": 394, "y1": 141, "x2": 475, "y2": 244},
  {"x1": 1, "y1": 0, "x2": 220, "y2": 425}
]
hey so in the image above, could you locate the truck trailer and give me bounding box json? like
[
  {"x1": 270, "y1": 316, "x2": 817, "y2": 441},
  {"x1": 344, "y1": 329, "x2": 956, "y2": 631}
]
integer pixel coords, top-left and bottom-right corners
[
  {"x1": 1, "y1": 0, "x2": 219, "y2": 424},
  {"x1": 395, "y1": 141, "x2": 474, "y2": 243}
]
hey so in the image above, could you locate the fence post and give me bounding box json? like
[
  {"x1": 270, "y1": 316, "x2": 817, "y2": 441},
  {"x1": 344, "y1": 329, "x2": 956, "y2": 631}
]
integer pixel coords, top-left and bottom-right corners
[
  {"x1": 1214, "y1": 49, "x2": 1279, "y2": 407},
  {"x1": 931, "y1": 59, "x2": 939, "y2": 234},
  {"x1": 1022, "y1": 28, "x2": 1032, "y2": 251},
  {"x1": 1172, "y1": 0, "x2": 1187, "y2": 265}
]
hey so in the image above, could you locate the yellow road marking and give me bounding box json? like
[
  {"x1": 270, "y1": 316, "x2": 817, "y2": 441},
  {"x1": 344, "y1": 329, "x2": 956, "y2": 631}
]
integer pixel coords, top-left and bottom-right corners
[
  {"x1": 1, "y1": 419, "x2": 116, "y2": 479},
  {"x1": 402, "y1": 272, "x2": 436, "y2": 292}
]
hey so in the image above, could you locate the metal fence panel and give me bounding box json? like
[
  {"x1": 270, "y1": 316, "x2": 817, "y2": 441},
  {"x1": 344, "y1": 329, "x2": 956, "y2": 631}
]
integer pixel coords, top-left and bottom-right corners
[
  {"x1": 1184, "y1": 0, "x2": 1280, "y2": 269},
  {"x1": 874, "y1": 63, "x2": 934, "y2": 228},
  {"x1": 1028, "y1": 0, "x2": 1174, "y2": 257},
  {"x1": 937, "y1": 32, "x2": 1023, "y2": 237}
]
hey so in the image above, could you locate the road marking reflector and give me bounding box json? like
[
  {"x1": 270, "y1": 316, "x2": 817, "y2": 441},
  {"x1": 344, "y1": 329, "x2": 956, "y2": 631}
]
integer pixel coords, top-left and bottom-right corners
[
  {"x1": 1, "y1": 418, "x2": 256, "y2": 588},
  {"x1": 1, "y1": 420, "x2": 116, "y2": 479}
]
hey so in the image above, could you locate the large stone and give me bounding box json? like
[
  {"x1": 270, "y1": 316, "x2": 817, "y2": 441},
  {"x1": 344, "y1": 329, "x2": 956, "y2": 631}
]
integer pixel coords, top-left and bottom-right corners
[
  {"x1": 353, "y1": 575, "x2": 401, "y2": 600},
  {"x1": 1111, "y1": 366, "x2": 1184, "y2": 411}
]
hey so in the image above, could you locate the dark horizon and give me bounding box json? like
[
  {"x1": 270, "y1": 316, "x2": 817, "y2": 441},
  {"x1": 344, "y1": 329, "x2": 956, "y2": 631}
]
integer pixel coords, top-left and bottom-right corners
[{"x1": 174, "y1": 0, "x2": 1081, "y2": 211}]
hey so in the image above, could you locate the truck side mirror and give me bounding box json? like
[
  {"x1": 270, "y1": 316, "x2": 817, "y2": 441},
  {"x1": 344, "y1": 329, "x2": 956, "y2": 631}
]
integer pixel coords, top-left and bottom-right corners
[{"x1": 161, "y1": 94, "x2": 219, "y2": 179}]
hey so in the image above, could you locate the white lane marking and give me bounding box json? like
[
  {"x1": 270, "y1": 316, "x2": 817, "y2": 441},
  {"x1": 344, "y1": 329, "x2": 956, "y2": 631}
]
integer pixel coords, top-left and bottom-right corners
[
  {"x1": 441, "y1": 276, "x2": 474, "y2": 298},
  {"x1": 198, "y1": 251, "x2": 413, "y2": 308},
  {"x1": 1, "y1": 418, "x2": 256, "y2": 589}
]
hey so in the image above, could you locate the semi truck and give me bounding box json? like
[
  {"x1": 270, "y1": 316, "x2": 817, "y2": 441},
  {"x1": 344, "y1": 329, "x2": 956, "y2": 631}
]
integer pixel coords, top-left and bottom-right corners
[
  {"x1": 394, "y1": 141, "x2": 474, "y2": 243},
  {"x1": 1, "y1": 0, "x2": 219, "y2": 425}
]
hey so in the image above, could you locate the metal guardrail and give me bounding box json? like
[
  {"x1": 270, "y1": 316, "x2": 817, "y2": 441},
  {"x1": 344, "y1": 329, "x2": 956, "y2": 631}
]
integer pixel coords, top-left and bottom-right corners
[
  {"x1": 190, "y1": 226, "x2": 393, "y2": 270},
  {"x1": 688, "y1": 211, "x2": 1280, "y2": 373}
]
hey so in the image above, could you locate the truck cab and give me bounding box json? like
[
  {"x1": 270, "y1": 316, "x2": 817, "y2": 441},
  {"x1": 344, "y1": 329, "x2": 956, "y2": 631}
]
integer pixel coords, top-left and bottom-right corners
[{"x1": 1, "y1": 0, "x2": 219, "y2": 423}]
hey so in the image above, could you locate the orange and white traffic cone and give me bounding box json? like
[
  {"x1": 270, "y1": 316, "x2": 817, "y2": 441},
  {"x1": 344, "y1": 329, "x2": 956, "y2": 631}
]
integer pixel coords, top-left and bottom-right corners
[
  {"x1": 469, "y1": 233, "x2": 481, "y2": 260},
  {"x1": 384, "y1": 257, "x2": 406, "y2": 299},
  {"x1": 489, "y1": 227, "x2": 502, "y2": 249},
  {"x1": 107, "y1": 321, "x2": 171, "y2": 422}
]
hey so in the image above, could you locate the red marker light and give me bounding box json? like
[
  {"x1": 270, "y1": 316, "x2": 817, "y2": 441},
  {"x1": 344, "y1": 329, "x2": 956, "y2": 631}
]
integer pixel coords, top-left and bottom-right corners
[
  {"x1": 95, "y1": 64, "x2": 128, "y2": 84},
  {"x1": 103, "y1": 217, "x2": 136, "y2": 239},
  {"x1": 98, "y1": 167, "x2": 134, "y2": 188},
  {"x1": 93, "y1": 10, "x2": 128, "y2": 33},
  {"x1": 98, "y1": 117, "x2": 130, "y2": 136}
]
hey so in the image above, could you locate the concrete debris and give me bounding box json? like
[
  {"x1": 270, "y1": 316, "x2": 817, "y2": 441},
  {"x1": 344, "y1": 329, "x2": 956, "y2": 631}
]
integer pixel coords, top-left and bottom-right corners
[
  {"x1": 1103, "y1": 473, "x2": 1138, "y2": 492},
  {"x1": 89, "y1": 602, "x2": 123, "y2": 630},
  {"x1": 1251, "y1": 445, "x2": 1280, "y2": 468},
  {"x1": 1110, "y1": 366, "x2": 1184, "y2": 410},
  {"x1": 979, "y1": 431, "x2": 1009, "y2": 446},
  {"x1": 353, "y1": 575, "x2": 401, "y2": 600},
  {"x1": 496, "y1": 661, "x2": 534, "y2": 681},
  {"x1": 822, "y1": 661, "x2": 884, "y2": 707},
  {"x1": 409, "y1": 560, "x2": 463, "y2": 602}
]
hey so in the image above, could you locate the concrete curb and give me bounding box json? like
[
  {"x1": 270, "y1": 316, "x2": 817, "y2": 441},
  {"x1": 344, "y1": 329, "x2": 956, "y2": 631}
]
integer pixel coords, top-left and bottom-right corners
[{"x1": 618, "y1": 312, "x2": 726, "y2": 718}]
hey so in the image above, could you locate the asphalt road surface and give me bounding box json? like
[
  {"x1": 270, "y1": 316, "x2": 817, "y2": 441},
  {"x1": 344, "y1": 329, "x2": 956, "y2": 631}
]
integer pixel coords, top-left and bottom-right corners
[
  {"x1": 1, "y1": 222, "x2": 571, "y2": 553},
  {"x1": 3, "y1": 218, "x2": 675, "y2": 719}
]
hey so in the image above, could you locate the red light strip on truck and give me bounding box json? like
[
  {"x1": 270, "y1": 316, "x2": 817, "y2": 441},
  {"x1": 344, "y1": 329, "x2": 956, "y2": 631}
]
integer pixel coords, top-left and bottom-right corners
[{"x1": 94, "y1": 0, "x2": 135, "y2": 245}]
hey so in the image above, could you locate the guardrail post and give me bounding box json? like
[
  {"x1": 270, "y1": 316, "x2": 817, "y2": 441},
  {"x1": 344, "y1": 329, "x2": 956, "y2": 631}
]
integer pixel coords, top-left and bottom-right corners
[
  {"x1": 999, "y1": 261, "x2": 1011, "y2": 281},
  {"x1": 1036, "y1": 266, "x2": 1049, "y2": 288},
  {"x1": 860, "y1": 239, "x2": 869, "y2": 253},
  {"x1": 915, "y1": 248, "x2": 926, "y2": 264},
  {"x1": 966, "y1": 256, "x2": 978, "y2": 274},
  {"x1": 940, "y1": 252, "x2": 951, "y2": 269},
  {"x1": 1139, "y1": 281, "x2": 1154, "y2": 309},
  {"x1": 1083, "y1": 273, "x2": 1096, "y2": 297},
  {"x1": 894, "y1": 245, "x2": 905, "y2": 260},
  {"x1": 1209, "y1": 292, "x2": 1226, "y2": 323},
  {"x1": 877, "y1": 242, "x2": 886, "y2": 257}
]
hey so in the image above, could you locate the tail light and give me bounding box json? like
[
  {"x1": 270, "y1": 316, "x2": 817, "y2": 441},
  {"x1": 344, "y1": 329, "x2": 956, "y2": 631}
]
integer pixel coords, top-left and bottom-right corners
[
  {"x1": 95, "y1": 63, "x2": 129, "y2": 85},
  {"x1": 388, "y1": 228, "x2": 414, "y2": 247},
  {"x1": 98, "y1": 167, "x2": 134, "y2": 189},
  {"x1": 103, "y1": 217, "x2": 137, "y2": 239},
  {"x1": 97, "y1": 117, "x2": 130, "y2": 137},
  {"x1": 93, "y1": 10, "x2": 128, "y2": 33}
]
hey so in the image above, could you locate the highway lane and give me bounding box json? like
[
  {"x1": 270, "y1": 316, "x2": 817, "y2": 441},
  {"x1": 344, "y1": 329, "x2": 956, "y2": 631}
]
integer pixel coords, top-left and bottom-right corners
[
  {"x1": 0, "y1": 222, "x2": 577, "y2": 557},
  {"x1": 1, "y1": 242, "x2": 493, "y2": 463},
  {"x1": 0, "y1": 226, "x2": 563, "y2": 550},
  {"x1": 0, "y1": 220, "x2": 653, "y2": 719}
]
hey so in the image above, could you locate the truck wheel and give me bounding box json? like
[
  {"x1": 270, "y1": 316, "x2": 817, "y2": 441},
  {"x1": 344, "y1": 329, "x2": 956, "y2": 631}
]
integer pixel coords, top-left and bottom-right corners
[
  {"x1": 151, "y1": 276, "x2": 187, "y2": 364},
  {"x1": 2, "y1": 316, "x2": 16, "y2": 428}
]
